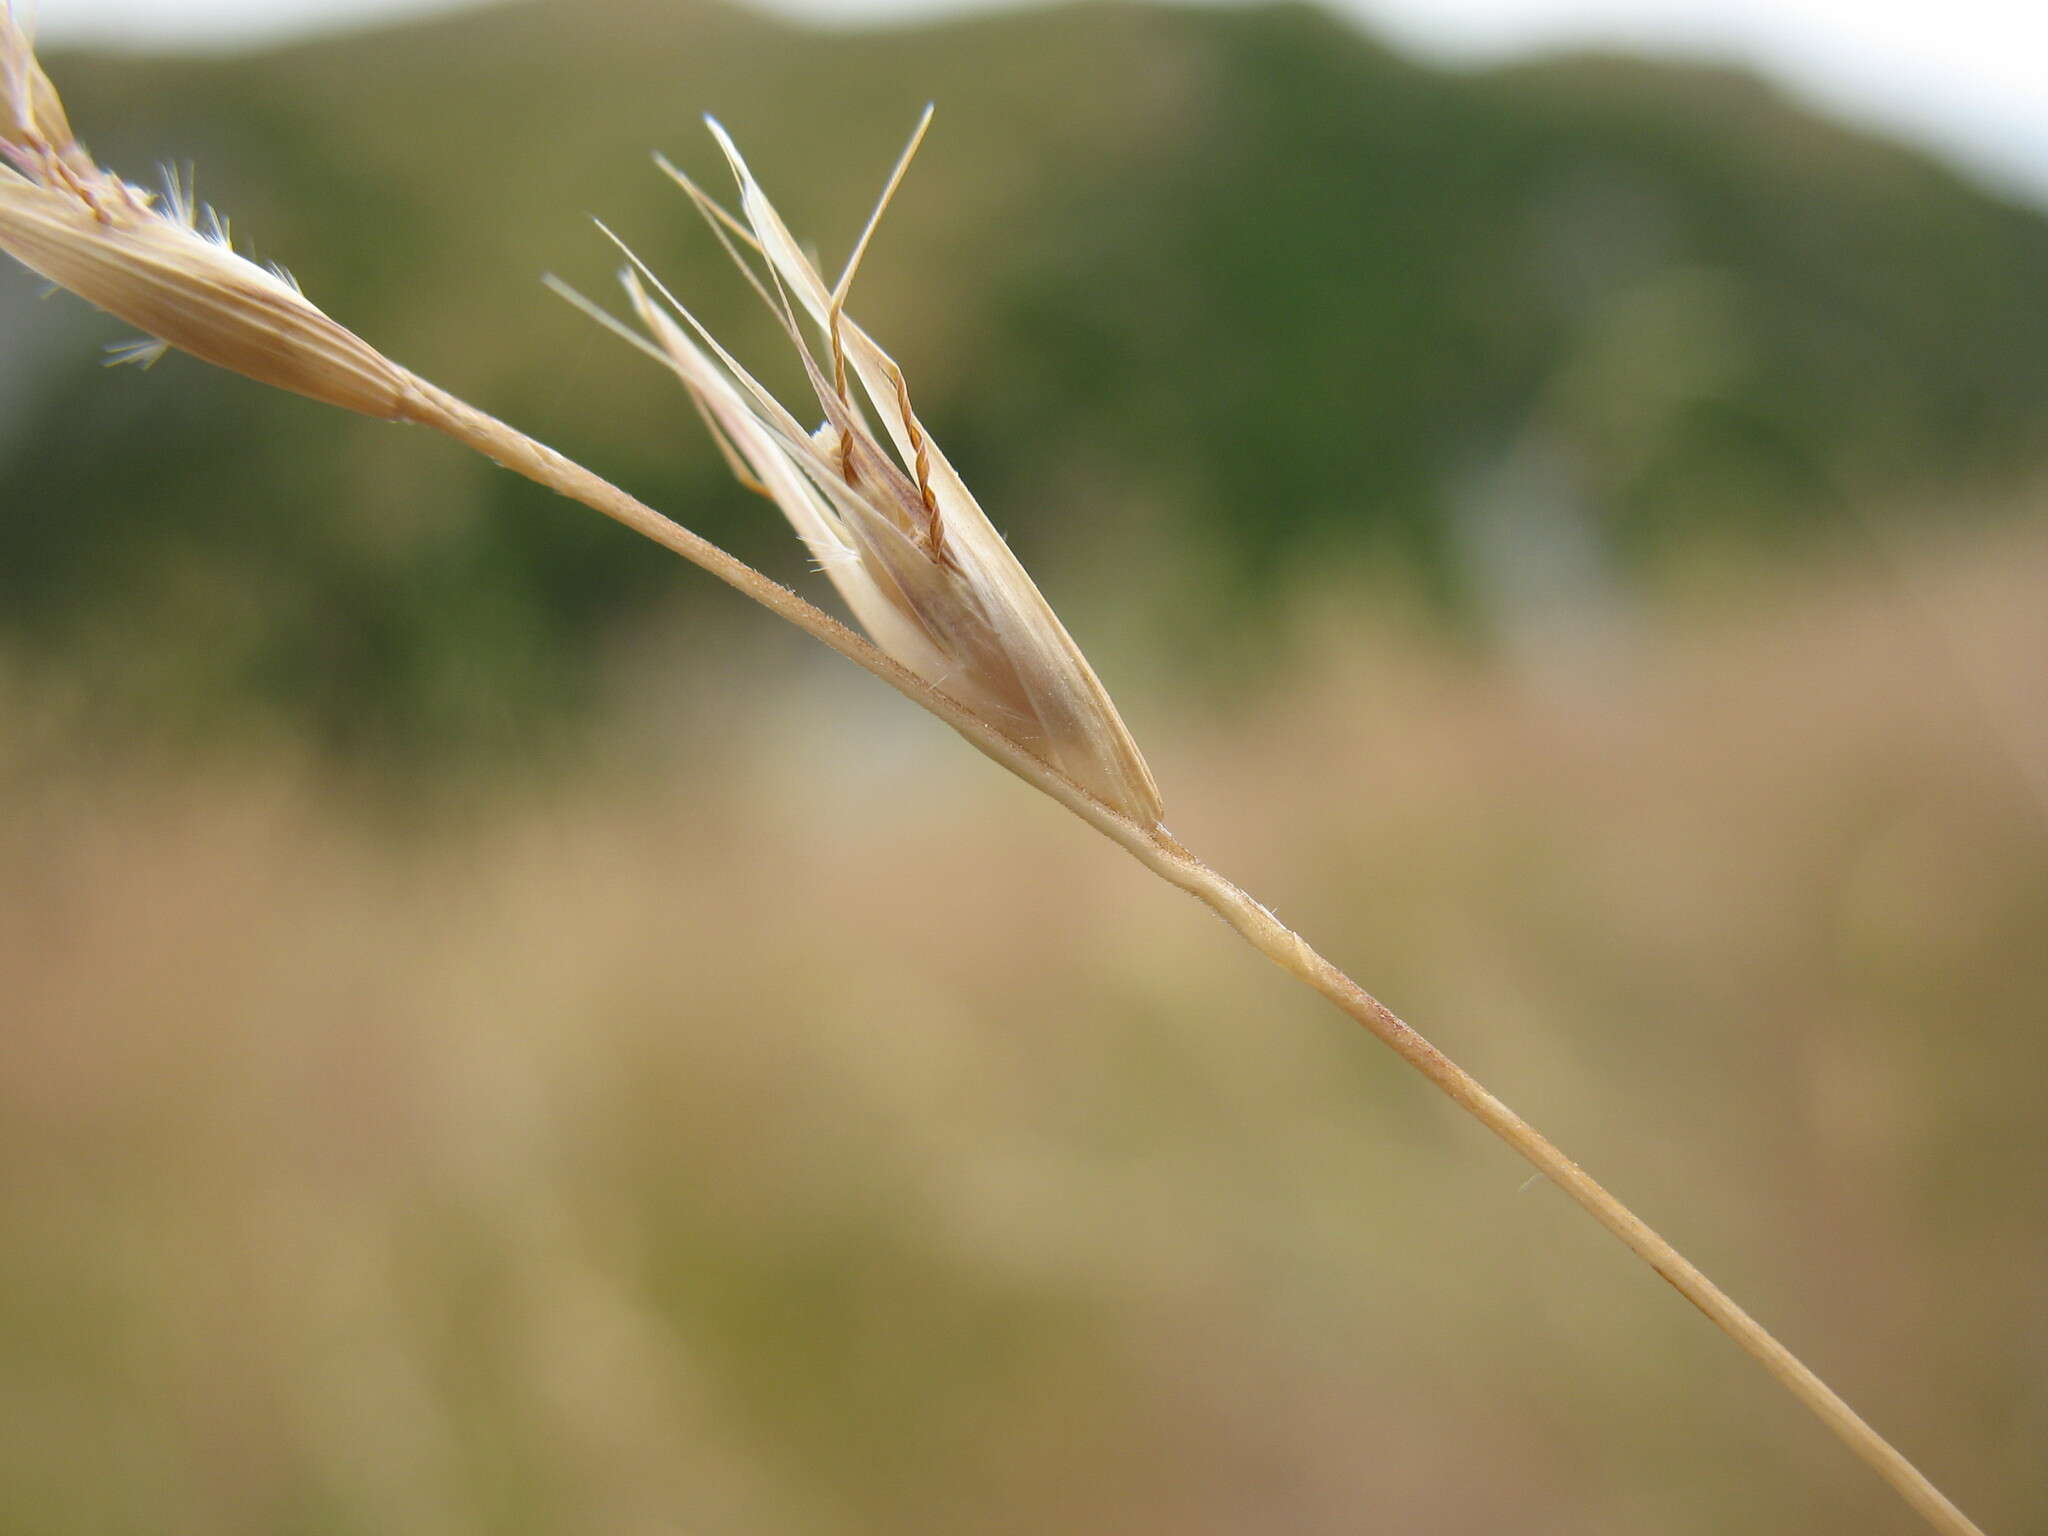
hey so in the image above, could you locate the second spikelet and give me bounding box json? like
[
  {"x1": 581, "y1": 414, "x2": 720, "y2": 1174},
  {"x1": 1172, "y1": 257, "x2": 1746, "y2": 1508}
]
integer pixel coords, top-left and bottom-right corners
[{"x1": 587, "y1": 115, "x2": 1165, "y2": 828}]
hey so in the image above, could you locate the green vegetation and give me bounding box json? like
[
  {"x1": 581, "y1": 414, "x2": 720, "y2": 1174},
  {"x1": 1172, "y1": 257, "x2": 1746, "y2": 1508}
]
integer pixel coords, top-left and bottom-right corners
[{"x1": 3, "y1": 0, "x2": 2045, "y2": 756}]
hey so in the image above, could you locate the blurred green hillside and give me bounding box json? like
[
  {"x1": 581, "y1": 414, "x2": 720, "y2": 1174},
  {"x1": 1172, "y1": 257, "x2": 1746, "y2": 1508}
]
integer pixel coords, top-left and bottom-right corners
[{"x1": 3, "y1": 0, "x2": 2046, "y2": 753}]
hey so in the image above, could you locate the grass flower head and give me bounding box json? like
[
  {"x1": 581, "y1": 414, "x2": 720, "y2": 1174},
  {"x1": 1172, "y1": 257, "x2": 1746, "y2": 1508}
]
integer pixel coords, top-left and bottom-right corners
[
  {"x1": 0, "y1": 3, "x2": 408, "y2": 417},
  {"x1": 559, "y1": 112, "x2": 1165, "y2": 828}
]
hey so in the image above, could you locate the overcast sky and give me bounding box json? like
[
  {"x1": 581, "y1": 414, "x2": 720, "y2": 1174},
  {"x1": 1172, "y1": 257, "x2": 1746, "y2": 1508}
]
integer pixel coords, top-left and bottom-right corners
[{"x1": 24, "y1": 0, "x2": 2048, "y2": 208}]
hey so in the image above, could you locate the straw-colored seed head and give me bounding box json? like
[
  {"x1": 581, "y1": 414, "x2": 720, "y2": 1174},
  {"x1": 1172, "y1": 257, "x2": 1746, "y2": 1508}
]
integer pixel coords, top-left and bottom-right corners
[
  {"x1": 583, "y1": 116, "x2": 1165, "y2": 827},
  {"x1": 0, "y1": 6, "x2": 410, "y2": 419}
]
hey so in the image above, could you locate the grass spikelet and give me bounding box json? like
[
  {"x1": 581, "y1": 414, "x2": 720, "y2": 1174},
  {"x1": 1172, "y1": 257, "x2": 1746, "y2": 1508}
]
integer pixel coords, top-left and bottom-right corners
[
  {"x1": 0, "y1": 3, "x2": 408, "y2": 418},
  {"x1": 568, "y1": 110, "x2": 1164, "y2": 826}
]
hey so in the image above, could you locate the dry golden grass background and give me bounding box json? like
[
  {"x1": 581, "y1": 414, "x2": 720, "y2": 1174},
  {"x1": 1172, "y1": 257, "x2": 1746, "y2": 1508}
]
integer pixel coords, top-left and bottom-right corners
[{"x1": 2, "y1": 504, "x2": 2042, "y2": 1533}]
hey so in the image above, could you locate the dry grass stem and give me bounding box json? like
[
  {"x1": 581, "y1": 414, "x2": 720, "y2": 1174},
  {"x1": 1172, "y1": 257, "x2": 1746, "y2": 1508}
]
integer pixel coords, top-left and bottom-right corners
[{"x1": 0, "y1": 15, "x2": 1990, "y2": 1535}]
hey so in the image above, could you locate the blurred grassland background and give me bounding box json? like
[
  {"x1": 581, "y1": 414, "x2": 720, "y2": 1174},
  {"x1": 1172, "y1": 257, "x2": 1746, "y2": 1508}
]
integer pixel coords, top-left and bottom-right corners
[{"x1": 2, "y1": 0, "x2": 2046, "y2": 1531}]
